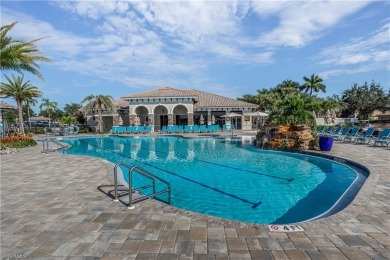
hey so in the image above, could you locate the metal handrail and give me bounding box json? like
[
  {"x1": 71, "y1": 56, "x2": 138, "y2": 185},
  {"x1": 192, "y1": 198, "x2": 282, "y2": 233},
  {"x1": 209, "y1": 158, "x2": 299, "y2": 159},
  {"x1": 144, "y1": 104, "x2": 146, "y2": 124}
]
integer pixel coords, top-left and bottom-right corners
[
  {"x1": 41, "y1": 139, "x2": 68, "y2": 153},
  {"x1": 113, "y1": 163, "x2": 171, "y2": 209}
]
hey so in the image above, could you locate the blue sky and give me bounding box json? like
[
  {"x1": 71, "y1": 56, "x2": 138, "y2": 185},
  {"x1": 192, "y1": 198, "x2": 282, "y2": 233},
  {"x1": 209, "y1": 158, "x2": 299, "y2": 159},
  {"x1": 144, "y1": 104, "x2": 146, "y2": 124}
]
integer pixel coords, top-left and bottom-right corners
[{"x1": 1, "y1": 1, "x2": 389, "y2": 111}]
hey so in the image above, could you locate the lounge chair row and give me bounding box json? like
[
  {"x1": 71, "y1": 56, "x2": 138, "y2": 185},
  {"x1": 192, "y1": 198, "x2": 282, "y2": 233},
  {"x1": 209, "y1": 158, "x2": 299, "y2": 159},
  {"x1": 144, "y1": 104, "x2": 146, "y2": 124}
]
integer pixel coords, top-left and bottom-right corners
[
  {"x1": 160, "y1": 124, "x2": 235, "y2": 134},
  {"x1": 316, "y1": 125, "x2": 390, "y2": 147},
  {"x1": 111, "y1": 126, "x2": 152, "y2": 134}
]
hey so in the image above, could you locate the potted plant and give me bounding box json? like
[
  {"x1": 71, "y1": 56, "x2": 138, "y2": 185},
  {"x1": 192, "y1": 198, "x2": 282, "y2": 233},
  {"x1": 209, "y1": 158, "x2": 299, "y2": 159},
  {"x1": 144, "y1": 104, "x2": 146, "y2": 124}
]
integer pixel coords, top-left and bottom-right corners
[{"x1": 319, "y1": 134, "x2": 334, "y2": 151}]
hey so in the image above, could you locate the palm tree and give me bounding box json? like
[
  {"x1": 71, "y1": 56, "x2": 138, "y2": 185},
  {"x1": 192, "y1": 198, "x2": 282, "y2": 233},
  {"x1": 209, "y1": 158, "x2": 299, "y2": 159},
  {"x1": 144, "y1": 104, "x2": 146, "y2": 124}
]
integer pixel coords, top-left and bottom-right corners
[
  {"x1": 24, "y1": 97, "x2": 37, "y2": 129},
  {"x1": 39, "y1": 98, "x2": 58, "y2": 129},
  {"x1": 270, "y1": 96, "x2": 315, "y2": 127},
  {"x1": 60, "y1": 115, "x2": 76, "y2": 125},
  {"x1": 299, "y1": 74, "x2": 326, "y2": 96},
  {"x1": 0, "y1": 74, "x2": 42, "y2": 135},
  {"x1": 81, "y1": 94, "x2": 114, "y2": 133},
  {"x1": 1, "y1": 22, "x2": 51, "y2": 80}
]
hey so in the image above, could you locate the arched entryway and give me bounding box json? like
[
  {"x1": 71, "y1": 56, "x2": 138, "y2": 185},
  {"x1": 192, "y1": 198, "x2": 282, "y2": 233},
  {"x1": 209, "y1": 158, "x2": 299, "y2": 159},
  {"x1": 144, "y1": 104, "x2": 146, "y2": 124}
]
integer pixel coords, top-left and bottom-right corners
[
  {"x1": 173, "y1": 105, "x2": 188, "y2": 125},
  {"x1": 153, "y1": 105, "x2": 169, "y2": 130},
  {"x1": 134, "y1": 106, "x2": 149, "y2": 126}
]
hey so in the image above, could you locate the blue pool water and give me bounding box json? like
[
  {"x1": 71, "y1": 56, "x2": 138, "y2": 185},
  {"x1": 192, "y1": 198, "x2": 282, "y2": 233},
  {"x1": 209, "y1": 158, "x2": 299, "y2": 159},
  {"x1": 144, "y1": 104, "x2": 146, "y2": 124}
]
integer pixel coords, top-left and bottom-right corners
[{"x1": 61, "y1": 136, "x2": 365, "y2": 224}]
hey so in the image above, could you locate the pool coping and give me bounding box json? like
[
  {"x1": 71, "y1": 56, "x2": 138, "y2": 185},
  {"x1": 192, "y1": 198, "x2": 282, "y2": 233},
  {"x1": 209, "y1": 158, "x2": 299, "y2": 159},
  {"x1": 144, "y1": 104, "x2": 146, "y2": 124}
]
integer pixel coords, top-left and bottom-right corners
[{"x1": 77, "y1": 135, "x2": 381, "y2": 227}]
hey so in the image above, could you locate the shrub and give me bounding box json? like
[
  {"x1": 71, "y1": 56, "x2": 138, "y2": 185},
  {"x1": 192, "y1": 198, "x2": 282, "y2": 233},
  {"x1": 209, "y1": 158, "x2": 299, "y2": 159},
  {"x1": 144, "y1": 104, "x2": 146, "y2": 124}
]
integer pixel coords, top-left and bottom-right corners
[{"x1": 0, "y1": 134, "x2": 37, "y2": 150}]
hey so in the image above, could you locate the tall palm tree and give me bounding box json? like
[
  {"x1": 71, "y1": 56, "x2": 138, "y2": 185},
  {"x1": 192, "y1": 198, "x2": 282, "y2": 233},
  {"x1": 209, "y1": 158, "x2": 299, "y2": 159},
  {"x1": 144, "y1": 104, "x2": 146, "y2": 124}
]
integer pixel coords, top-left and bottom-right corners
[
  {"x1": 1, "y1": 22, "x2": 51, "y2": 79},
  {"x1": 81, "y1": 94, "x2": 114, "y2": 133},
  {"x1": 39, "y1": 98, "x2": 58, "y2": 129},
  {"x1": 299, "y1": 74, "x2": 326, "y2": 96},
  {"x1": 0, "y1": 74, "x2": 42, "y2": 134}
]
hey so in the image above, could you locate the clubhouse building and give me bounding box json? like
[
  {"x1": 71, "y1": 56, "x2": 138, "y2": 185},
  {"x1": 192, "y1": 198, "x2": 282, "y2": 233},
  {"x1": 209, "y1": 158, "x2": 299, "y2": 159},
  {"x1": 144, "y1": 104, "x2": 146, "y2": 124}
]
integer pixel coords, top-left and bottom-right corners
[{"x1": 86, "y1": 86, "x2": 259, "y2": 132}]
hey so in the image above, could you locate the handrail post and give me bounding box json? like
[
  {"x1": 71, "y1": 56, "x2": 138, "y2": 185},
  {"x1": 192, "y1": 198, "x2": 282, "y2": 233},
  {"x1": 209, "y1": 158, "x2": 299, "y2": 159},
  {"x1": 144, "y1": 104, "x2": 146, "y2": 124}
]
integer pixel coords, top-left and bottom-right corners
[
  {"x1": 113, "y1": 164, "x2": 119, "y2": 202},
  {"x1": 128, "y1": 167, "x2": 135, "y2": 209}
]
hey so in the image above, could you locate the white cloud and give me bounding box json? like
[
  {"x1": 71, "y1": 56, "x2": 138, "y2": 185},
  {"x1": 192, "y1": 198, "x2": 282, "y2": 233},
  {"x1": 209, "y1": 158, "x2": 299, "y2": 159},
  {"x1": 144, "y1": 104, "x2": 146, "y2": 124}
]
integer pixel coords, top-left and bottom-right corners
[
  {"x1": 252, "y1": 1, "x2": 371, "y2": 47},
  {"x1": 2, "y1": 0, "x2": 381, "y2": 93},
  {"x1": 317, "y1": 21, "x2": 390, "y2": 78}
]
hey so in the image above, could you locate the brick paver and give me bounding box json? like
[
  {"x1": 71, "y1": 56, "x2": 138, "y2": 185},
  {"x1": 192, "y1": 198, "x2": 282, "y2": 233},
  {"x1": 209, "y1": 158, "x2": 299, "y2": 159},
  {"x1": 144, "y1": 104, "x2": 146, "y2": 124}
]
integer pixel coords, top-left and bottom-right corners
[{"x1": 1, "y1": 134, "x2": 389, "y2": 259}]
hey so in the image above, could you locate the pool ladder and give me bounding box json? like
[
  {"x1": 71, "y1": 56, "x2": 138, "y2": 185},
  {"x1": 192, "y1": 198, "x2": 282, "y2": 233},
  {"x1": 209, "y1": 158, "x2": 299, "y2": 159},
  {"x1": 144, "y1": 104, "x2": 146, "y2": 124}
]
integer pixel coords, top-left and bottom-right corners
[
  {"x1": 113, "y1": 163, "x2": 171, "y2": 209},
  {"x1": 41, "y1": 139, "x2": 68, "y2": 154}
]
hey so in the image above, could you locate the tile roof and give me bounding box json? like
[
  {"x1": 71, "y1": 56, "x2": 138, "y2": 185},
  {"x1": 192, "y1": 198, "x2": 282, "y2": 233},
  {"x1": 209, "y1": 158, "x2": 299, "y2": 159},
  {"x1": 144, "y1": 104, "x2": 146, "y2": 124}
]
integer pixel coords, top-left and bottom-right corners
[
  {"x1": 0, "y1": 101, "x2": 17, "y2": 110},
  {"x1": 184, "y1": 89, "x2": 258, "y2": 108},
  {"x1": 122, "y1": 87, "x2": 258, "y2": 109},
  {"x1": 122, "y1": 87, "x2": 196, "y2": 98},
  {"x1": 112, "y1": 99, "x2": 129, "y2": 108}
]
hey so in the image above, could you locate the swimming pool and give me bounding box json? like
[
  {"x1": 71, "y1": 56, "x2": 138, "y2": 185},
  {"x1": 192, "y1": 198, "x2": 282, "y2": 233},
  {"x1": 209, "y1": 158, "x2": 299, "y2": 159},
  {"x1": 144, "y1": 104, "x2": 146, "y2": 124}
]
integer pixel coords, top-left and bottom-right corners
[{"x1": 61, "y1": 136, "x2": 367, "y2": 224}]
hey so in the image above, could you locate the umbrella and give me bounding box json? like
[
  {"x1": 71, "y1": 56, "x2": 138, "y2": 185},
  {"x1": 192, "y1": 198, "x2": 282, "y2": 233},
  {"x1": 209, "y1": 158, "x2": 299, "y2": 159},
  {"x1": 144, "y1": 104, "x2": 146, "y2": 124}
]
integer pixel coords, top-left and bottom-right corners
[
  {"x1": 247, "y1": 111, "x2": 269, "y2": 117},
  {"x1": 325, "y1": 109, "x2": 331, "y2": 124},
  {"x1": 248, "y1": 111, "x2": 268, "y2": 129},
  {"x1": 220, "y1": 112, "x2": 242, "y2": 132},
  {"x1": 331, "y1": 110, "x2": 337, "y2": 124},
  {"x1": 220, "y1": 112, "x2": 242, "y2": 118},
  {"x1": 211, "y1": 115, "x2": 216, "y2": 125},
  {"x1": 200, "y1": 114, "x2": 205, "y2": 125}
]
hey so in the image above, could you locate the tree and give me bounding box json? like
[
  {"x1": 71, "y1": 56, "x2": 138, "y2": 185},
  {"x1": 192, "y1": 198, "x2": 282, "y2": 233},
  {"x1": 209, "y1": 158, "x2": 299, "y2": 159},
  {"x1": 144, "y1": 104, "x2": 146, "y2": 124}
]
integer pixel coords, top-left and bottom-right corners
[
  {"x1": 24, "y1": 97, "x2": 37, "y2": 129},
  {"x1": 341, "y1": 81, "x2": 390, "y2": 119},
  {"x1": 64, "y1": 103, "x2": 82, "y2": 116},
  {"x1": 39, "y1": 98, "x2": 58, "y2": 128},
  {"x1": 63, "y1": 102, "x2": 84, "y2": 124},
  {"x1": 299, "y1": 74, "x2": 326, "y2": 96},
  {"x1": 275, "y1": 80, "x2": 300, "y2": 97},
  {"x1": 270, "y1": 96, "x2": 316, "y2": 127},
  {"x1": 60, "y1": 115, "x2": 76, "y2": 125},
  {"x1": 1, "y1": 22, "x2": 51, "y2": 79},
  {"x1": 0, "y1": 74, "x2": 42, "y2": 134},
  {"x1": 81, "y1": 94, "x2": 114, "y2": 133}
]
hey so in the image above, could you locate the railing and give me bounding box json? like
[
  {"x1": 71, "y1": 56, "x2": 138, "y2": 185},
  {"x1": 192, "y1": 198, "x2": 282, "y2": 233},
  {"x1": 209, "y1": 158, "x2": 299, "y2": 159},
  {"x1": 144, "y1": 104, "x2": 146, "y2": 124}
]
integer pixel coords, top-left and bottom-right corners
[
  {"x1": 113, "y1": 163, "x2": 171, "y2": 209},
  {"x1": 41, "y1": 139, "x2": 69, "y2": 153}
]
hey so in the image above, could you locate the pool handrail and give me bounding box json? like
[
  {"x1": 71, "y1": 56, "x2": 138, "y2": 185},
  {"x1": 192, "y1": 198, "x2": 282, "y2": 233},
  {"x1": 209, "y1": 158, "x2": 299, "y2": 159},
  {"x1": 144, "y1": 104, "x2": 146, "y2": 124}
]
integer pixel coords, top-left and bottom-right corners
[{"x1": 113, "y1": 163, "x2": 171, "y2": 209}]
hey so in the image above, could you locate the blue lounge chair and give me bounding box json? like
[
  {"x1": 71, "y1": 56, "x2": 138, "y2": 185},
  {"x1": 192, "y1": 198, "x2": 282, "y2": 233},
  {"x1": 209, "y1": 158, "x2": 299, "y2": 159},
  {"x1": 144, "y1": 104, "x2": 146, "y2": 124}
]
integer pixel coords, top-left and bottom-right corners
[
  {"x1": 192, "y1": 125, "x2": 200, "y2": 133},
  {"x1": 136, "y1": 126, "x2": 145, "y2": 134},
  {"x1": 342, "y1": 127, "x2": 361, "y2": 142},
  {"x1": 331, "y1": 126, "x2": 342, "y2": 136},
  {"x1": 111, "y1": 126, "x2": 119, "y2": 134},
  {"x1": 372, "y1": 128, "x2": 390, "y2": 147},
  {"x1": 230, "y1": 124, "x2": 235, "y2": 131},
  {"x1": 177, "y1": 125, "x2": 184, "y2": 133},
  {"x1": 126, "y1": 126, "x2": 134, "y2": 134},
  {"x1": 332, "y1": 127, "x2": 350, "y2": 140},
  {"x1": 160, "y1": 126, "x2": 167, "y2": 134},
  {"x1": 144, "y1": 126, "x2": 152, "y2": 133},
  {"x1": 354, "y1": 127, "x2": 376, "y2": 144},
  {"x1": 118, "y1": 126, "x2": 126, "y2": 134},
  {"x1": 318, "y1": 126, "x2": 334, "y2": 137},
  {"x1": 222, "y1": 124, "x2": 227, "y2": 131},
  {"x1": 316, "y1": 125, "x2": 326, "y2": 136},
  {"x1": 169, "y1": 125, "x2": 178, "y2": 133},
  {"x1": 200, "y1": 125, "x2": 207, "y2": 133},
  {"x1": 184, "y1": 125, "x2": 192, "y2": 133}
]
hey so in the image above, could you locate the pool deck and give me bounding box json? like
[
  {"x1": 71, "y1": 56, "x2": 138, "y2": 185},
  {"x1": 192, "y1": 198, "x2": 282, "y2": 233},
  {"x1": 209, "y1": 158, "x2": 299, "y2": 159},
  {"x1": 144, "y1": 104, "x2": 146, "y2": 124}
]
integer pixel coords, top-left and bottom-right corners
[{"x1": 1, "y1": 133, "x2": 389, "y2": 259}]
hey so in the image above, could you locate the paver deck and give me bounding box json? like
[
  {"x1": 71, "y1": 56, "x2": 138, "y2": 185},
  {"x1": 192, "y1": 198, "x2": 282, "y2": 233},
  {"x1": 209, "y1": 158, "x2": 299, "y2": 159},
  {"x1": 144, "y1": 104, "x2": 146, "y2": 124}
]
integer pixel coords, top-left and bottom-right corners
[{"x1": 1, "y1": 135, "x2": 389, "y2": 259}]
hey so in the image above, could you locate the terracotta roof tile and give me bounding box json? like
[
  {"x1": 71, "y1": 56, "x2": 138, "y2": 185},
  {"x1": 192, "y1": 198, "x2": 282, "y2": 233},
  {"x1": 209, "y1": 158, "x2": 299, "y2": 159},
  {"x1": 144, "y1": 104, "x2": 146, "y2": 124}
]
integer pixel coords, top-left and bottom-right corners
[
  {"x1": 112, "y1": 99, "x2": 128, "y2": 108},
  {"x1": 0, "y1": 101, "x2": 17, "y2": 110},
  {"x1": 122, "y1": 87, "x2": 196, "y2": 98},
  {"x1": 121, "y1": 87, "x2": 258, "y2": 109},
  {"x1": 184, "y1": 89, "x2": 258, "y2": 108}
]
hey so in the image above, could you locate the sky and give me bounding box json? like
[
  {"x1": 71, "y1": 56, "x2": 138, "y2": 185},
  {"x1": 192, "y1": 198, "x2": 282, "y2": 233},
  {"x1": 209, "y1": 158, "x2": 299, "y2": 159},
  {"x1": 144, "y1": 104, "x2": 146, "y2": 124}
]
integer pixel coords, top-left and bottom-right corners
[{"x1": 1, "y1": 0, "x2": 389, "y2": 111}]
